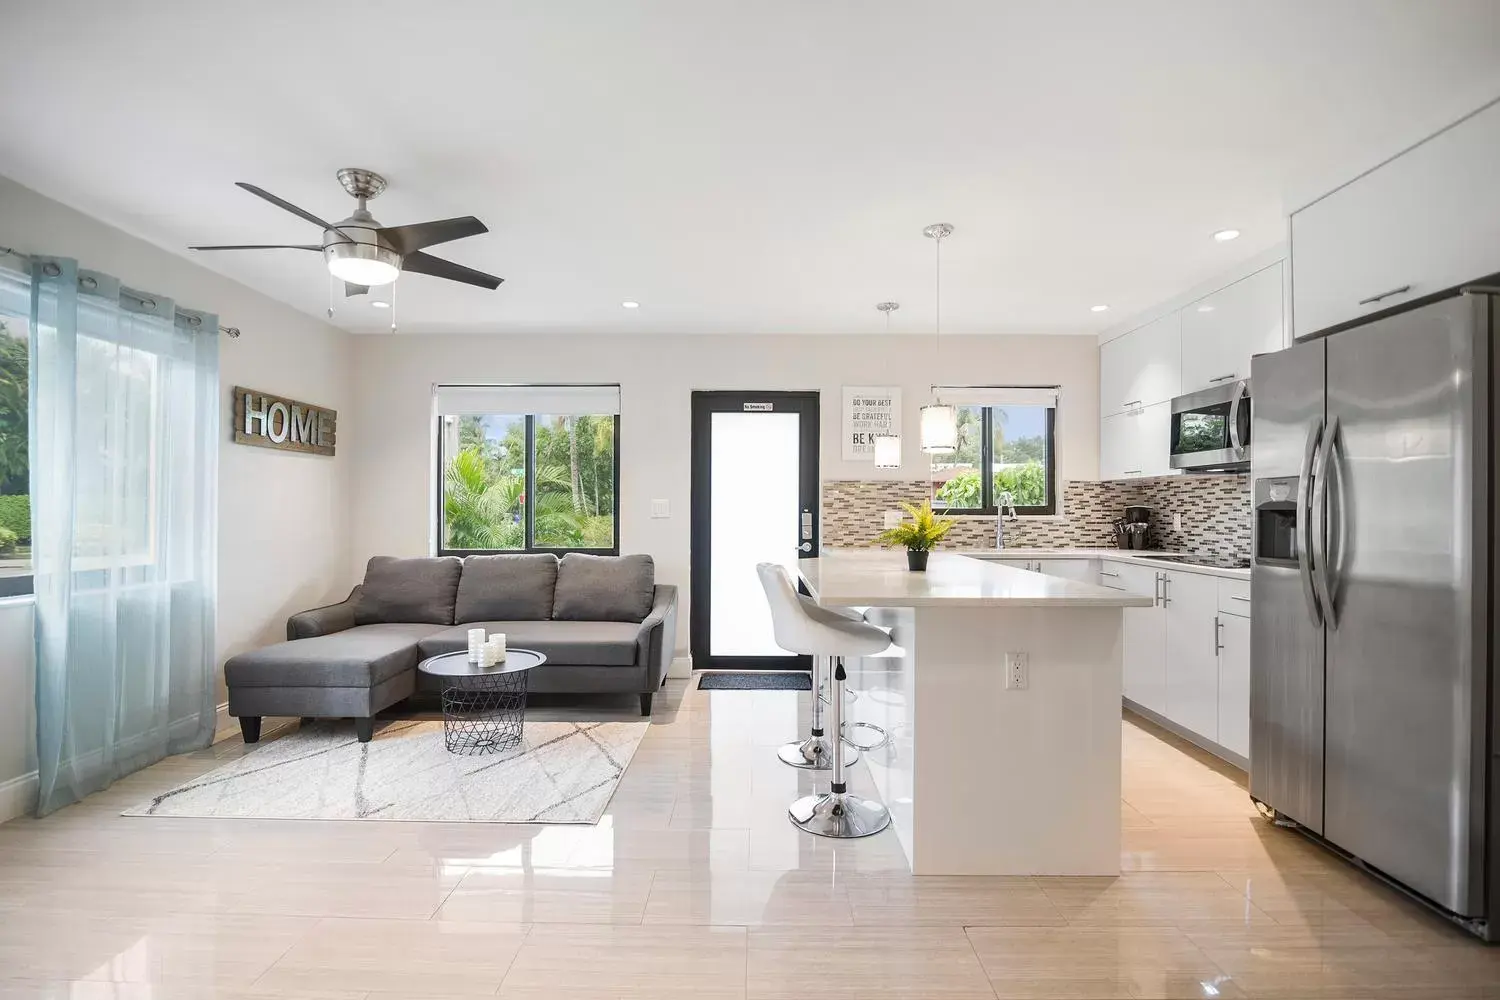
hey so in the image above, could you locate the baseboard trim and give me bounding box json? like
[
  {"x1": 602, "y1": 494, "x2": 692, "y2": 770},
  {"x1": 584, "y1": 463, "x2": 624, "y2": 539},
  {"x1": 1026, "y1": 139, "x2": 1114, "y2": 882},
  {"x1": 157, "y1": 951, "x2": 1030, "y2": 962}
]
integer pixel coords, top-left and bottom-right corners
[
  {"x1": 0, "y1": 770, "x2": 38, "y2": 824},
  {"x1": 669, "y1": 655, "x2": 693, "y2": 680},
  {"x1": 1123, "y1": 698, "x2": 1248, "y2": 772}
]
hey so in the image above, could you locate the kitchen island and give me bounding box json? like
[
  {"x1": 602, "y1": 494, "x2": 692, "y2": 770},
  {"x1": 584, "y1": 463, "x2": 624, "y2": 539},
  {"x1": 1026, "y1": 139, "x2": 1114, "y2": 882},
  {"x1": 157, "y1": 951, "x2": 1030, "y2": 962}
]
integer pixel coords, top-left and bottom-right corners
[{"x1": 799, "y1": 549, "x2": 1153, "y2": 876}]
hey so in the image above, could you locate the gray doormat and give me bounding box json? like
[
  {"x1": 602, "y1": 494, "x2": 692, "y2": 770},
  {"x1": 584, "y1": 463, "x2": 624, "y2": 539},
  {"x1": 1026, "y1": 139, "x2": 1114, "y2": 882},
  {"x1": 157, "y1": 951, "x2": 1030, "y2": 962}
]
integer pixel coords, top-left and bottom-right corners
[{"x1": 698, "y1": 672, "x2": 812, "y2": 691}]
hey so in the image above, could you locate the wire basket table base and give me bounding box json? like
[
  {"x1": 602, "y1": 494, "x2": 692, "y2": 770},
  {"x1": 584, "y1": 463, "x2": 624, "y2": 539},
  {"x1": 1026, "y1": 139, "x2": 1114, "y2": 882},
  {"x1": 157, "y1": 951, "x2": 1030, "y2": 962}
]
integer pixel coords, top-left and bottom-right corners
[{"x1": 438, "y1": 669, "x2": 529, "y2": 754}]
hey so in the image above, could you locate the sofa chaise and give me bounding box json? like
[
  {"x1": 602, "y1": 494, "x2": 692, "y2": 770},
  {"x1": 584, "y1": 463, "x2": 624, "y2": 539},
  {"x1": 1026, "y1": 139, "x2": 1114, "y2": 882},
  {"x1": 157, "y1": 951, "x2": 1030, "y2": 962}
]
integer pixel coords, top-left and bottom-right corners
[{"x1": 225, "y1": 552, "x2": 677, "y2": 743}]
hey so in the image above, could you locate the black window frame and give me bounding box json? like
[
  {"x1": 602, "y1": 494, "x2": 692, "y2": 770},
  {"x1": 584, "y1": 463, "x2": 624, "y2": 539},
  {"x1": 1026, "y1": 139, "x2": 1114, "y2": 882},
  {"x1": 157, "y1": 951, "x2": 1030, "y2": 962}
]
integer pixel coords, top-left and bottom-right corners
[
  {"x1": 932, "y1": 405, "x2": 1057, "y2": 517},
  {"x1": 435, "y1": 411, "x2": 622, "y2": 557}
]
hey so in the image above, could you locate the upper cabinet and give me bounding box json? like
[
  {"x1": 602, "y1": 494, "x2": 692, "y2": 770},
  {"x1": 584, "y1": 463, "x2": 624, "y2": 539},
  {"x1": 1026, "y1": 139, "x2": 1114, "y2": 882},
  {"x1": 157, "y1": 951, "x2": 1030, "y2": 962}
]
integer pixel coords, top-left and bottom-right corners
[
  {"x1": 1180, "y1": 262, "x2": 1284, "y2": 393},
  {"x1": 1291, "y1": 98, "x2": 1500, "y2": 340},
  {"x1": 1099, "y1": 312, "x2": 1181, "y2": 418}
]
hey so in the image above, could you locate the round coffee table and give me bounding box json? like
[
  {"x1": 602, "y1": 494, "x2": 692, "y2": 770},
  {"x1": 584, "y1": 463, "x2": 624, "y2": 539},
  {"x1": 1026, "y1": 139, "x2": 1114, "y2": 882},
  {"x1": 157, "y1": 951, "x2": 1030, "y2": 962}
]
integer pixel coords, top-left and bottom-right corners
[{"x1": 418, "y1": 649, "x2": 547, "y2": 755}]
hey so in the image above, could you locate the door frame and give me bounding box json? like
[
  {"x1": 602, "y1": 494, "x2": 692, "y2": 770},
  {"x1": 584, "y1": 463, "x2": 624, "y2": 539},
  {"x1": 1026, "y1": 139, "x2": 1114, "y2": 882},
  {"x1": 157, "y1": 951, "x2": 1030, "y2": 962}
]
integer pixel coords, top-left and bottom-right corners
[{"x1": 689, "y1": 390, "x2": 820, "y2": 671}]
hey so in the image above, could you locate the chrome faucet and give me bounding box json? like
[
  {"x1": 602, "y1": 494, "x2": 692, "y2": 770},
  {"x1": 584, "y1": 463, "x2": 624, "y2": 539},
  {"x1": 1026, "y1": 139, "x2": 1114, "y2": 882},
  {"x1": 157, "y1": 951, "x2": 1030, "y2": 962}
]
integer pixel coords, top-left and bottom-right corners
[{"x1": 995, "y1": 490, "x2": 1017, "y2": 549}]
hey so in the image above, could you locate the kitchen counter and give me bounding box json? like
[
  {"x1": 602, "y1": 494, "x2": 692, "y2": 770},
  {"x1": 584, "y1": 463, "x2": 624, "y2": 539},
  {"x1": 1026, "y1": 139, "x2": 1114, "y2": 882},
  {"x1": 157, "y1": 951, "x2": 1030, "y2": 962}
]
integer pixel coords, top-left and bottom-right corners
[
  {"x1": 954, "y1": 547, "x2": 1252, "y2": 581},
  {"x1": 800, "y1": 550, "x2": 1154, "y2": 608},
  {"x1": 797, "y1": 550, "x2": 1134, "y2": 877}
]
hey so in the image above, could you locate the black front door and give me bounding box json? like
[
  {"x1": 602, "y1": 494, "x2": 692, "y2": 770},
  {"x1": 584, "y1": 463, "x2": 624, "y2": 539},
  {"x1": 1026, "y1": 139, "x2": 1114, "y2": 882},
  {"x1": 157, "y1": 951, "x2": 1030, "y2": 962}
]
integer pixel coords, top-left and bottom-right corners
[{"x1": 689, "y1": 391, "x2": 820, "y2": 670}]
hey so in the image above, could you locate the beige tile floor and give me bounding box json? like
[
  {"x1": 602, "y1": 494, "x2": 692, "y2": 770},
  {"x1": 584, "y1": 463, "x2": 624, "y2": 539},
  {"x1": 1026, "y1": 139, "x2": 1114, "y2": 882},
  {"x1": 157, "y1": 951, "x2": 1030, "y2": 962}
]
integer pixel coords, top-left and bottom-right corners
[{"x1": 1, "y1": 679, "x2": 1497, "y2": 999}]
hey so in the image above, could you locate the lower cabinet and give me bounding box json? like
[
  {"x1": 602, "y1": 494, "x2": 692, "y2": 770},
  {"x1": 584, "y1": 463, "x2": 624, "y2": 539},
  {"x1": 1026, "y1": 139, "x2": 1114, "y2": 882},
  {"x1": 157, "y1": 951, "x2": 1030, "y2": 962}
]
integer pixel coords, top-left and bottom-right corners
[
  {"x1": 1216, "y1": 611, "x2": 1250, "y2": 758},
  {"x1": 1163, "y1": 570, "x2": 1221, "y2": 744},
  {"x1": 1033, "y1": 558, "x2": 1097, "y2": 583}
]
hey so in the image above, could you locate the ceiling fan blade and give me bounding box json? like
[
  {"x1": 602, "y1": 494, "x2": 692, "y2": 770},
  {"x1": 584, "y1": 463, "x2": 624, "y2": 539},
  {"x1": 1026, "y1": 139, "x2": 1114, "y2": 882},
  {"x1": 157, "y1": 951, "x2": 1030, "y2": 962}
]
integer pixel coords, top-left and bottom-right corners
[
  {"x1": 376, "y1": 216, "x2": 488, "y2": 255},
  {"x1": 190, "y1": 243, "x2": 323, "y2": 251},
  {"x1": 401, "y1": 250, "x2": 503, "y2": 290},
  {"x1": 235, "y1": 182, "x2": 351, "y2": 237},
  {"x1": 344, "y1": 283, "x2": 369, "y2": 297}
]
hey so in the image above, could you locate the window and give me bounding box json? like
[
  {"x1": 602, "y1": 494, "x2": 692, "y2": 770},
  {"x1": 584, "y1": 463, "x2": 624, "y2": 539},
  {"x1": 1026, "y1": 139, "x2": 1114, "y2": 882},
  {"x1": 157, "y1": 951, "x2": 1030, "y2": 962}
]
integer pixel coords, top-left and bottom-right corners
[
  {"x1": 932, "y1": 389, "x2": 1058, "y2": 516},
  {"x1": 0, "y1": 268, "x2": 32, "y2": 596},
  {"x1": 435, "y1": 385, "x2": 620, "y2": 554}
]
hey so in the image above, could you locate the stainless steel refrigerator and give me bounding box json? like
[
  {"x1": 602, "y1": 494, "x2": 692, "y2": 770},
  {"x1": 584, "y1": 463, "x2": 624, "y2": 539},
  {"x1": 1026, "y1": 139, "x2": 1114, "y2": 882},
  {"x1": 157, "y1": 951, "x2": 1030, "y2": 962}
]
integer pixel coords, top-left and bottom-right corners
[{"x1": 1250, "y1": 287, "x2": 1499, "y2": 940}]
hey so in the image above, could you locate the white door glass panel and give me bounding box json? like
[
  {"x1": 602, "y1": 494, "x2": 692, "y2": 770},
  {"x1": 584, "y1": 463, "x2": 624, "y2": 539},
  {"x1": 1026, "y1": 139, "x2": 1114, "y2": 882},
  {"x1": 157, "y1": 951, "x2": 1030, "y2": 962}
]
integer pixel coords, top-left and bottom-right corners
[{"x1": 709, "y1": 411, "x2": 801, "y2": 657}]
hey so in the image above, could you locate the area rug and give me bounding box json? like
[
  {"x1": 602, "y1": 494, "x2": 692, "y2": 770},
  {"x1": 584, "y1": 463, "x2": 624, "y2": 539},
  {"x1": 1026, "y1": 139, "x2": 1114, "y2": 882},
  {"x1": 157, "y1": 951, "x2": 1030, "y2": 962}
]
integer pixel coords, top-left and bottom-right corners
[
  {"x1": 698, "y1": 671, "x2": 811, "y2": 690},
  {"x1": 122, "y1": 718, "x2": 649, "y2": 824}
]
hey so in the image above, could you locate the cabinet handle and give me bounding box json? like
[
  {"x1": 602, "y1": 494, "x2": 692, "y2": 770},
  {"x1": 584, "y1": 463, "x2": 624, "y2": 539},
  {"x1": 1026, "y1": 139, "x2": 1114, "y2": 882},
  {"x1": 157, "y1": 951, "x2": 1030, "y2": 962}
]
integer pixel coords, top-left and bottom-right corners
[
  {"x1": 1099, "y1": 570, "x2": 1120, "y2": 578},
  {"x1": 1122, "y1": 469, "x2": 1143, "y2": 476},
  {"x1": 1230, "y1": 595, "x2": 1250, "y2": 602},
  {"x1": 1160, "y1": 573, "x2": 1171, "y2": 607},
  {"x1": 1209, "y1": 373, "x2": 1238, "y2": 383},
  {"x1": 1358, "y1": 284, "x2": 1411, "y2": 306},
  {"x1": 1214, "y1": 615, "x2": 1224, "y2": 655},
  {"x1": 1122, "y1": 399, "x2": 1143, "y2": 410}
]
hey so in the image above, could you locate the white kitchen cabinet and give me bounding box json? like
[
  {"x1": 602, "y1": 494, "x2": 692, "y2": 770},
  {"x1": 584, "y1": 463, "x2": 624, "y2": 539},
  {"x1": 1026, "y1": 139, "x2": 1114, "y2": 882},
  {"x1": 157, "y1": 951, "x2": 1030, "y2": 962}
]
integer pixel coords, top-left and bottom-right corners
[
  {"x1": 1291, "y1": 97, "x2": 1500, "y2": 340},
  {"x1": 1163, "y1": 570, "x2": 1219, "y2": 743},
  {"x1": 1180, "y1": 262, "x2": 1284, "y2": 393},
  {"x1": 1216, "y1": 610, "x2": 1251, "y2": 759},
  {"x1": 1099, "y1": 401, "x2": 1175, "y2": 480},
  {"x1": 1031, "y1": 558, "x2": 1096, "y2": 583},
  {"x1": 1099, "y1": 312, "x2": 1182, "y2": 418},
  {"x1": 1102, "y1": 561, "x2": 1167, "y2": 715}
]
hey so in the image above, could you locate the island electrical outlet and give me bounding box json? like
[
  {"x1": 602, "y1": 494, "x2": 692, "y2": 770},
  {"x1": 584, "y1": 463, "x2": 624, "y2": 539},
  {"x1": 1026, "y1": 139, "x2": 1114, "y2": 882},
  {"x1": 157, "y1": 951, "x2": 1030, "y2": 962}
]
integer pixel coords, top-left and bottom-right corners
[{"x1": 1004, "y1": 651, "x2": 1029, "y2": 690}]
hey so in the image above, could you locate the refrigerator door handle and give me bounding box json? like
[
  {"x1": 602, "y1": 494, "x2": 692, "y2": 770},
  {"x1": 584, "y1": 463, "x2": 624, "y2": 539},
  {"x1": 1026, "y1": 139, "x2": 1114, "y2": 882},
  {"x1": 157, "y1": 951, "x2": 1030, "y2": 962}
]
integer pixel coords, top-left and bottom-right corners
[
  {"x1": 1297, "y1": 419, "x2": 1324, "y2": 625},
  {"x1": 1311, "y1": 415, "x2": 1339, "y2": 629}
]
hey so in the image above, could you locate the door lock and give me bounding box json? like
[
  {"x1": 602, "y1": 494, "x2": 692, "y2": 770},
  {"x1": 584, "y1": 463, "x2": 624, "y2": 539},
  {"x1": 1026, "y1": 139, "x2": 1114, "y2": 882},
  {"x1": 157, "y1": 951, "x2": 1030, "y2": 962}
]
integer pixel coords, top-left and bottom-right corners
[{"x1": 798, "y1": 541, "x2": 813, "y2": 553}]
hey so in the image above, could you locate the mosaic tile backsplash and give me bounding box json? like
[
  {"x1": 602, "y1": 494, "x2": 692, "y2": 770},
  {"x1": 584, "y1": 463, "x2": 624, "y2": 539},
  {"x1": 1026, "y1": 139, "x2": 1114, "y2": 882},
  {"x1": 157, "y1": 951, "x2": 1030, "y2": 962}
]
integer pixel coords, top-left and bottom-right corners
[{"x1": 822, "y1": 474, "x2": 1250, "y2": 561}]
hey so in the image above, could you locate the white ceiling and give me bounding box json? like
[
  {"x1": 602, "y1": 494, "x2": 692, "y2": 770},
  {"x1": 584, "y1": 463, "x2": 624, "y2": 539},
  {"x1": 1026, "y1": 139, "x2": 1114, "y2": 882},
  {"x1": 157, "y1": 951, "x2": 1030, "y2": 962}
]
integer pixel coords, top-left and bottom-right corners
[{"x1": 3, "y1": 1, "x2": 1499, "y2": 337}]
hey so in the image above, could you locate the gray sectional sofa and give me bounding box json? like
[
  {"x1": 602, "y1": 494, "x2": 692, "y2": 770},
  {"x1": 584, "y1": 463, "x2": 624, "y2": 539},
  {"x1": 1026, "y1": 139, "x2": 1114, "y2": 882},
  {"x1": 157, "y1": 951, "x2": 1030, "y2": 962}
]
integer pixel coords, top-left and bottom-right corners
[{"x1": 225, "y1": 553, "x2": 677, "y2": 743}]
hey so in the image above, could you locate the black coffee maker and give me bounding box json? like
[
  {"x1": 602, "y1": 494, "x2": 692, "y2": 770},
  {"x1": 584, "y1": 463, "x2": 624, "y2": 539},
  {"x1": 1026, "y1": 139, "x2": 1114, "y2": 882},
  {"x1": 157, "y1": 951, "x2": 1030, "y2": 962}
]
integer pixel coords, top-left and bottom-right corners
[{"x1": 1113, "y1": 505, "x2": 1153, "y2": 550}]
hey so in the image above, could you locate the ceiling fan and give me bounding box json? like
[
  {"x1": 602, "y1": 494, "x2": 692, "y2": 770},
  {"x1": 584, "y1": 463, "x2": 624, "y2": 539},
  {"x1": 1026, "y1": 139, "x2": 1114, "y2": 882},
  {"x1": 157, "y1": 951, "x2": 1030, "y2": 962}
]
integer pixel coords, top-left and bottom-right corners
[{"x1": 191, "y1": 168, "x2": 502, "y2": 296}]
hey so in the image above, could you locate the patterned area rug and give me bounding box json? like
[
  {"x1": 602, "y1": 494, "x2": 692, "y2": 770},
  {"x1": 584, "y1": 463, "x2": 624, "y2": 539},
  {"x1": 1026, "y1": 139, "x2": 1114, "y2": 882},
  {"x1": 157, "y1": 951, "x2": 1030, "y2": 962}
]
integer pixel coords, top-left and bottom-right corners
[{"x1": 122, "y1": 718, "x2": 649, "y2": 824}]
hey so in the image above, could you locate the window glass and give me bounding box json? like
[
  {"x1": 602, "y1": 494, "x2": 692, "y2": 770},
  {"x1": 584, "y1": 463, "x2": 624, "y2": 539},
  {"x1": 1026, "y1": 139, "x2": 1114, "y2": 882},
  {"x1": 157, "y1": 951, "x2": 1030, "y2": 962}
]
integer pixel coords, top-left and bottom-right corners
[
  {"x1": 932, "y1": 405, "x2": 984, "y2": 509},
  {"x1": 438, "y1": 406, "x2": 618, "y2": 554},
  {"x1": 0, "y1": 307, "x2": 30, "y2": 594},
  {"x1": 991, "y1": 404, "x2": 1051, "y2": 509}
]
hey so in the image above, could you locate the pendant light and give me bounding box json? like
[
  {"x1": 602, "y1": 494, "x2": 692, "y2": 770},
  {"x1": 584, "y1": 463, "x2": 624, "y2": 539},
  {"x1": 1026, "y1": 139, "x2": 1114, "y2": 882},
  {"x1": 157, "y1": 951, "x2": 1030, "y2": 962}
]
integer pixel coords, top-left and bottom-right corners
[
  {"x1": 872, "y1": 301, "x2": 903, "y2": 468},
  {"x1": 919, "y1": 223, "x2": 957, "y2": 454}
]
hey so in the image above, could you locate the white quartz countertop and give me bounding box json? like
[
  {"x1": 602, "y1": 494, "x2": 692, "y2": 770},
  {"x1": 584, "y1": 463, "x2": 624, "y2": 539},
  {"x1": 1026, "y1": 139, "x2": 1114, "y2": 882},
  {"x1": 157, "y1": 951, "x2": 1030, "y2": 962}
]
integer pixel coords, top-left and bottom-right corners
[
  {"x1": 953, "y1": 547, "x2": 1252, "y2": 581},
  {"x1": 799, "y1": 551, "x2": 1156, "y2": 608}
]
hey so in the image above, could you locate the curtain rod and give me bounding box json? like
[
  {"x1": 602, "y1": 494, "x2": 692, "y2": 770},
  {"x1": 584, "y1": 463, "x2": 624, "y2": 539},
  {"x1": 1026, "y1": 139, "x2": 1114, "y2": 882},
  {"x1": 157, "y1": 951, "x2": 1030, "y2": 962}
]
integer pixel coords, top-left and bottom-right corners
[{"x1": 0, "y1": 245, "x2": 241, "y2": 338}]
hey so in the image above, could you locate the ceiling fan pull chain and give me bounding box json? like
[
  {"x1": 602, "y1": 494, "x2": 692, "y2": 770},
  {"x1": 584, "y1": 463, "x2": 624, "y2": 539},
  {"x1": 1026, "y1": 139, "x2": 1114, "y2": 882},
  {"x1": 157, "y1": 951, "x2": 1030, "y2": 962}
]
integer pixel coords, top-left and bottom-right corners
[
  {"x1": 390, "y1": 279, "x2": 398, "y2": 333},
  {"x1": 326, "y1": 272, "x2": 335, "y2": 320}
]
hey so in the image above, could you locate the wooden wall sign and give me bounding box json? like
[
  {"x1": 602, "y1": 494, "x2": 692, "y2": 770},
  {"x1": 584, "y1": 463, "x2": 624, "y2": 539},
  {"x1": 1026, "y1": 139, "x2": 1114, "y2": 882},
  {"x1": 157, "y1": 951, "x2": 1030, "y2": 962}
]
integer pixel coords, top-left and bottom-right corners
[{"x1": 232, "y1": 386, "x2": 337, "y2": 456}]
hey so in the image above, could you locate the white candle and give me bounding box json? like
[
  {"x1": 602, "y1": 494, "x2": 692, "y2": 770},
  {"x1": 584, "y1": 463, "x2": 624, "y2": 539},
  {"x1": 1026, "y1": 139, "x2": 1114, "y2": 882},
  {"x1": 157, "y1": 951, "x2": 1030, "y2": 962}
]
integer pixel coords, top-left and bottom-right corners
[
  {"x1": 487, "y1": 633, "x2": 507, "y2": 663},
  {"x1": 468, "y1": 628, "x2": 486, "y2": 661}
]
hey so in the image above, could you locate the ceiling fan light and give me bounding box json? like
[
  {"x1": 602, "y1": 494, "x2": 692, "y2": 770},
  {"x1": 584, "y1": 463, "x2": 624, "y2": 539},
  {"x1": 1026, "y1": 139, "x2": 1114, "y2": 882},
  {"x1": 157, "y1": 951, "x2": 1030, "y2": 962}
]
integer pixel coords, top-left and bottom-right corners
[
  {"x1": 919, "y1": 403, "x2": 958, "y2": 454},
  {"x1": 325, "y1": 243, "x2": 401, "y2": 286}
]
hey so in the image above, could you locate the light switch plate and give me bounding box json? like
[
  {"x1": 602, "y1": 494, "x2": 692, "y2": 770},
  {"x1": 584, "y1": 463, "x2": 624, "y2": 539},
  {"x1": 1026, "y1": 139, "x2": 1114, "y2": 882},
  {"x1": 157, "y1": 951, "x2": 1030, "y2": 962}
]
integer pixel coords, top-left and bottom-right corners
[
  {"x1": 650, "y1": 499, "x2": 671, "y2": 519},
  {"x1": 883, "y1": 510, "x2": 905, "y2": 529}
]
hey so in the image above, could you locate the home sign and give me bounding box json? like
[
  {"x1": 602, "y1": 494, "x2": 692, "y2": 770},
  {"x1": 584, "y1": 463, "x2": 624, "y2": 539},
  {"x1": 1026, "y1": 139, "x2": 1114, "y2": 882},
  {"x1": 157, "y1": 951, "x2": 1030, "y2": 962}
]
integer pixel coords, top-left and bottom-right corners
[{"x1": 232, "y1": 386, "x2": 337, "y2": 457}]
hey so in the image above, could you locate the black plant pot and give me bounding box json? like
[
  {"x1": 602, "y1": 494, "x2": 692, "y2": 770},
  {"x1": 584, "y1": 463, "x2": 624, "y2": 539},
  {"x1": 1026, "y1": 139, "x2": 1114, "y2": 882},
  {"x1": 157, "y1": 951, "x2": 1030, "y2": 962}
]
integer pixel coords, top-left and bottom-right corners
[{"x1": 906, "y1": 549, "x2": 929, "y2": 571}]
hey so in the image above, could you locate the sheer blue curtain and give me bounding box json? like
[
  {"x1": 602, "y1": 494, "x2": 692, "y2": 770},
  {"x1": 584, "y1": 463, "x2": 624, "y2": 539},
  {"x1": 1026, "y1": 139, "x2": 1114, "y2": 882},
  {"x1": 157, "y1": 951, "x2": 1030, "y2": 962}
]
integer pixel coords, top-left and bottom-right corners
[{"x1": 31, "y1": 258, "x2": 218, "y2": 815}]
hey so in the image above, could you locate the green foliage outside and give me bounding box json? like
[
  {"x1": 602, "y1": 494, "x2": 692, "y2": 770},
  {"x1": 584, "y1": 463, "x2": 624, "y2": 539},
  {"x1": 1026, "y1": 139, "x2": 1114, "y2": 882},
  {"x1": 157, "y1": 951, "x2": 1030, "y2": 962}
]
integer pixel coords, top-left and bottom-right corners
[
  {"x1": 0, "y1": 320, "x2": 27, "y2": 497},
  {"x1": 937, "y1": 463, "x2": 1048, "y2": 508},
  {"x1": 0, "y1": 525, "x2": 15, "y2": 555},
  {"x1": 0, "y1": 494, "x2": 29, "y2": 544},
  {"x1": 876, "y1": 501, "x2": 953, "y2": 551},
  {"x1": 443, "y1": 414, "x2": 616, "y2": 550}
]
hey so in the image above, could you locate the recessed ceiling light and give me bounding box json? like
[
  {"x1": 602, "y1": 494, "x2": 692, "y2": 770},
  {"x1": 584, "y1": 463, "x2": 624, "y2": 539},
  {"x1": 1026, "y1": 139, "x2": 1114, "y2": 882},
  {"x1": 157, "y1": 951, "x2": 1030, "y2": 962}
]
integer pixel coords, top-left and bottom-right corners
[
  {"x1": 370, "y1": 300, "x2": 390, "y2": 309},
  {"x1": 1197, "y1": 304, "x2": 1215, "y2": 312},
  {"x1": 1090, "y1": 304, "x2": 1109, "y2": 313},
  {"x1": 1212, "y1": 229, "x2": 1241, "y2": 242},
  {"x1": 621, "y1": 301, "x2": 640, "y2": 309}
]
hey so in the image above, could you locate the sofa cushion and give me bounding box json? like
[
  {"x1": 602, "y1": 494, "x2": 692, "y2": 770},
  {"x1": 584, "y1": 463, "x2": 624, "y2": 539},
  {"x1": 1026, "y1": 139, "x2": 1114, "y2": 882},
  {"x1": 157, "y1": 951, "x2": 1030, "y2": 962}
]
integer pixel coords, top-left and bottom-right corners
[
  {"x1": 354, "y1": 556, "x2": 463, "y2": 625},
  {"x1": 455, "y1": 553, "x2": 559, "y2": 623},
  {"x1": 418, "y1": 620, "x2": 642, "y2": 667},
  {"x1": 552, "y1": 553, "x2": 655, "y2": 623},
  {"x1": 225, "y1": 624, "x2": 438, "y2": 688}
]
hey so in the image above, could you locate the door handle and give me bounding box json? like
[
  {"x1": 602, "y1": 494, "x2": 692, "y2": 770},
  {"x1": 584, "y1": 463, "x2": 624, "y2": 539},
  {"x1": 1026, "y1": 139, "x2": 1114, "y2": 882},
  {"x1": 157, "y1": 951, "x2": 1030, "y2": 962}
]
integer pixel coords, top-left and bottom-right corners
[
  {"x1": 1358, "y1": 284, "x2": 1411, "y2": 306},
  {"x1": 1297, "y1": 419, "x2": 1324, "y2": 625},
  {"x1": 798, "y1": 541, "x2": 813, "y2": 553},
  {"x1": 1214, "y1": 615, "x2": 1224, "y2": 655},
  {"x1": 1312, "y1": 416, "x2": 1341, "y2": 629},
  {"x1": 1227, "y1": 380, "x2": 1248, "y2": 455}
]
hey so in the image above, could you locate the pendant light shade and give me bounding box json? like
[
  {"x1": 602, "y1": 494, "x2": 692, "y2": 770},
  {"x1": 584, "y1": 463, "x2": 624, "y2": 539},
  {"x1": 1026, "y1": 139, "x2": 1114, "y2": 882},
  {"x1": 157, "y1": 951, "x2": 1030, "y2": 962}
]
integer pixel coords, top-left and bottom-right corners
[
  {"x1": 873, "y1": 433, "x2": 902, "y2": 468},
  {"x1": 919, "y1": 403, "x2": 957, "y2": 454}
]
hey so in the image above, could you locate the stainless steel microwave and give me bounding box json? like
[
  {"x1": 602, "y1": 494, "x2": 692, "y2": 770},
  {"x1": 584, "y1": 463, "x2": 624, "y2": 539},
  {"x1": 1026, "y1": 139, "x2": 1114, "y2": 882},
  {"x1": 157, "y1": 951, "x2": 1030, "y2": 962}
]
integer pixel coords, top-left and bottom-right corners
[{"x1": 1169, "y1": 379, "x2": 1250, "y2": 472}]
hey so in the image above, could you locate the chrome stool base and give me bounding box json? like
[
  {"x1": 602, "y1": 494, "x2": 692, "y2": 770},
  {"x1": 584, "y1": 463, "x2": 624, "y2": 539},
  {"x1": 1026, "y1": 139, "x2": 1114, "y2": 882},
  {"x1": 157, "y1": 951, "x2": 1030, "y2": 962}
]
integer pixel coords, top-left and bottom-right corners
[
  {"x1": 788, "y1": 790, "x2": 891, "y2": 839},
  {"x1": 776, "y1": 734, "x2": 858, "y2": 770}
]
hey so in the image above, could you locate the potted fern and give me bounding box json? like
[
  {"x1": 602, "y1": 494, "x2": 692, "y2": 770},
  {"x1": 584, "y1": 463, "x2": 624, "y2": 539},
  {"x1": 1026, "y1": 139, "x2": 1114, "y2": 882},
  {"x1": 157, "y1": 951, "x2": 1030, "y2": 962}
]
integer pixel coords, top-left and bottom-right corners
[{"x1": 876, "y1": 500, "x2": 953, "y2": 571}]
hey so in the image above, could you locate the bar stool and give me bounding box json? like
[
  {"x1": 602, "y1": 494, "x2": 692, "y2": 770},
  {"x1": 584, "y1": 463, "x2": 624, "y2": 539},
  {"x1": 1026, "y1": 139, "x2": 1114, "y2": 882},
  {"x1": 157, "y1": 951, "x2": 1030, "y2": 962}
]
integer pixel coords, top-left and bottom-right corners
[
  {"x1": 776, "y1": 595, "x2": 863, "y2": 770},
  {"x1": 756, "y1": 563, "x2": 893, "y2": 839}
]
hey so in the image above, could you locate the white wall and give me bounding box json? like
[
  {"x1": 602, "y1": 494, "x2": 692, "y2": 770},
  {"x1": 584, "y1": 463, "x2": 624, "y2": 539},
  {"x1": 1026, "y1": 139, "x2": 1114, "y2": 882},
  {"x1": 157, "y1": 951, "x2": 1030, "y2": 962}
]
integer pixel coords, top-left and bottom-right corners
[
  {"x1": 0, "y1": 177, "x2": 355, "y2": 808},
  {"x1": 351, "y1": 332, "x2": 1100, "y2": 659}
]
